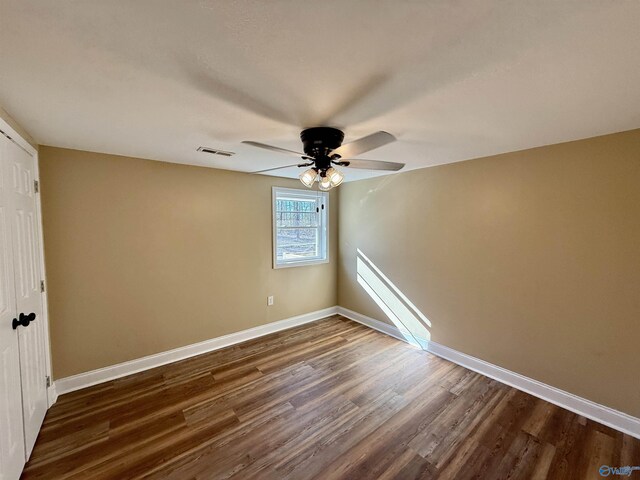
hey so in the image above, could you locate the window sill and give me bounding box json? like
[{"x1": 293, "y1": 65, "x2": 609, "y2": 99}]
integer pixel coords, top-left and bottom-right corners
[{"x1": 273, "y1": 258, "x2": 330, "y2": 269}]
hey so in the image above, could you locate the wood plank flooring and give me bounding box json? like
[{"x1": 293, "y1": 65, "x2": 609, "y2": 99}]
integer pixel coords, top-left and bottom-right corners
[{"x1": 22, "y1": 316, "x2": 640, "y2": 479}]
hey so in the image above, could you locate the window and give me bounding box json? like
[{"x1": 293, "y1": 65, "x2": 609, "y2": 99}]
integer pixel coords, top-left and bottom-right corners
[{"x1": 273, "y1": 187, "x2": 328, "y2": 268}]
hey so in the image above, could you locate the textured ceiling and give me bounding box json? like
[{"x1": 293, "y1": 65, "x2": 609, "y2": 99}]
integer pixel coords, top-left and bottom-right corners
[{"x1": 1, "y1": 0, "x2": 639, "y2": 181}]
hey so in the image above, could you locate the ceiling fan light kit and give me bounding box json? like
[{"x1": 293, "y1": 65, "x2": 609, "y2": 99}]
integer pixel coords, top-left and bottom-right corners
[
  {"x1": 244, "y1": 127, "x2": 405, "y2": 189},
  {"x1": 299, "y1": 166, "x2": 344, "y2": 190}
]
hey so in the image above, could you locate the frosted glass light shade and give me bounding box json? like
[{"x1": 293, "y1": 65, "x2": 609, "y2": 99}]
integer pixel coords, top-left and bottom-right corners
[
  {"x1": 326, "y1": 167, "x2": 344, "y2": 187},
  {"x1": 299, "y1": 168, "x2": 318, "y2": 188},
  {"x1": 318, "y1": 174, "x2": 332, "y2": 191}
]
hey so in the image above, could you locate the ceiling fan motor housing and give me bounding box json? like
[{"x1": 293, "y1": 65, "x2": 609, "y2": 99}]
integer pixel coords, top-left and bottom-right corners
[{"x1": 300, "y1": 127, "x2": 344, "y2": 170}]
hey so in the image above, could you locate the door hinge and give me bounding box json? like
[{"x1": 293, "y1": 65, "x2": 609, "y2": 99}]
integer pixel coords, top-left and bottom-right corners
[
  {"x1": 34, "y1": 180, "x2": 39, "y2": 193},
  {"x1": 41, "y1": 280, "x2": 45, "y2": 293},
  {"x1": 46, "y1": 376, "x2": 51, "y2": 388}
]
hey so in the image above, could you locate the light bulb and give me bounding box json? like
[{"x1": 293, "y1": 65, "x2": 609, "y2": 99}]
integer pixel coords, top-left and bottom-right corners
[
  {"x1": 325, "y1": 167, "x2": 344, "y2": 187},
  {"x1": 299, "y1": 168, "x2": 318, "y2": 188},
  {"x1": 319, "y1": 174, "x2": 332, "y2": 191}
]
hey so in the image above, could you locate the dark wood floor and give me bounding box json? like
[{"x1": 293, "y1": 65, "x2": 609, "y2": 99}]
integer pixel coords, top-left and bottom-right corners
[{"x1": 22, "y1": 316, "x2": 639, "y2": 479}]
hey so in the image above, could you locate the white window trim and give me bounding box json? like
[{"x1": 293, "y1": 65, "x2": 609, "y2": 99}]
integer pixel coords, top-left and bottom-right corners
[{"x1": 272, "y1": 186, "x2": 329, "y2": 269}]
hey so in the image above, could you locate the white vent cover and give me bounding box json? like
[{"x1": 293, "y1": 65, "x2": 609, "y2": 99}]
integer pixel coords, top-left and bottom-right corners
[{"x1": 197, "y1": 146, "x2": 235, "y2": 157}]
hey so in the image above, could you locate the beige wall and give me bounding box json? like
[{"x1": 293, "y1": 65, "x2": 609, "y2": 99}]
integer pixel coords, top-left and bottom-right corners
[
  {"x1": 338, "y1": 129, "x2": 640, "y2": 417},
  {"x1": 39, "y1": 146, "x2": 338, "y2": 379},
  {"x1": 40, "y1": 130, "x2": 640, "y2": 416}
]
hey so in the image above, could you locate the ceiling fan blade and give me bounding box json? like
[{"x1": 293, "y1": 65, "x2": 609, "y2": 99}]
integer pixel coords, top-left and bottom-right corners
[
  {"x1": 329, "y1": 131, "x2": 396, "y2": 159},
  {"x1": 242, "y1": 141, "x2": 310, "y2": 159},
  {"x1": 335, "y1": 159, "x2": 405, "y2": 171},
  {"x1": 251, "y1": 162, "x2": 312, "y2": 174}
]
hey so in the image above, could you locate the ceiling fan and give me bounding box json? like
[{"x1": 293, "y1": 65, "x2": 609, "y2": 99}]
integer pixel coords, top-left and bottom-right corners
[{"x1": 243, "y1": 127, "x2": 404, "y2": 190}]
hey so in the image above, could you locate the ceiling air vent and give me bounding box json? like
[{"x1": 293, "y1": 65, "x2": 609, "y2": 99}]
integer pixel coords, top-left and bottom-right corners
[{"x1": 197, "y1": 146, "x2": 235, "y2": 157}]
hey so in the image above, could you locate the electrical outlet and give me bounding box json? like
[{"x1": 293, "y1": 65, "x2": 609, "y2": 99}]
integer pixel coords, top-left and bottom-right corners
[{"x1": 267, "y1": 296, "x2": 274, "y2": 306}]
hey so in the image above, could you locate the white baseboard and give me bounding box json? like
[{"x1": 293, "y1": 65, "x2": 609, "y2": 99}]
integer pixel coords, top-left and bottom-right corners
[
  {"x1": 337, "y1": 307, "x2": 640, "y2": 439},
  {"x1": 51, "y1": 304, "x2": 640, "y2": 439},
  {"x1": 427, "y1": 340, "x2": 640, "y2": 439},
  {"x1": 54, "y1": 306, "x2": 338, "y2": 397},
  {"x1": 47, "y1": 384, "x2": 58, "y2": 407}
]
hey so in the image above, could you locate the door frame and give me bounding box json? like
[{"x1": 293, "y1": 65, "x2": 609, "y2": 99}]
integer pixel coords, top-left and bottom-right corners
[{"x1": 0, "y1": 117, "x2": 55, "y2": 407}]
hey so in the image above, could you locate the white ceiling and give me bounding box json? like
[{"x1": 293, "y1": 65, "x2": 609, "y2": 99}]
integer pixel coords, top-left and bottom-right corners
[{"x1": 1, "y1": 1, "x2": 639, "y2": 181}]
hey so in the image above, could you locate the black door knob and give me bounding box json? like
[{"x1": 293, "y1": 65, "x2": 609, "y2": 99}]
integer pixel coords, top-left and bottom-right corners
[{"x1": 12, "y1": 312, "x2": 36, "y2": 330}]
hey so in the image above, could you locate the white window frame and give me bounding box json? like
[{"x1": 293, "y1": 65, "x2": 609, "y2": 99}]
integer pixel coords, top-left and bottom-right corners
[{"x1": 272, "y1": 187, "x2": 329, "y2": 269}]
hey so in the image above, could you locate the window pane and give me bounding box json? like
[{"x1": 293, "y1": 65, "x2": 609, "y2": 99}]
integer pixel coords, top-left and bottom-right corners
[
  {"x1": 276, "y1": 211, "x2": 318, "y2": 228},
  {"x1": 276, "y1": 198, "x2": 316, "y2": 212},
  {"x1": 275, "y1": 199, "x2": 318, "y2": 228},
  {"x1": 273, "y1": 188, "x2": 327, "y2": 267},
  {"x1": 277, "y1": 227, "x2": 319, "y2": 261}
]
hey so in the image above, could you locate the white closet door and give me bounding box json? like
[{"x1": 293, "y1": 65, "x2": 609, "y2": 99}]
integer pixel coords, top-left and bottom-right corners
[
  {"x1": 5, "y1": 139, "x2": 47, "y2": 458},
  {"x1": 0, "y1": 137, "x2": 25, "y2": 480}
]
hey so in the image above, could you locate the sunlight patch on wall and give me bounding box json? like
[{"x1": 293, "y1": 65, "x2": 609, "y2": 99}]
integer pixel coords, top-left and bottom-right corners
[{"x1": 356, "y1": 249, "x2": 430, "y2": 349}]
